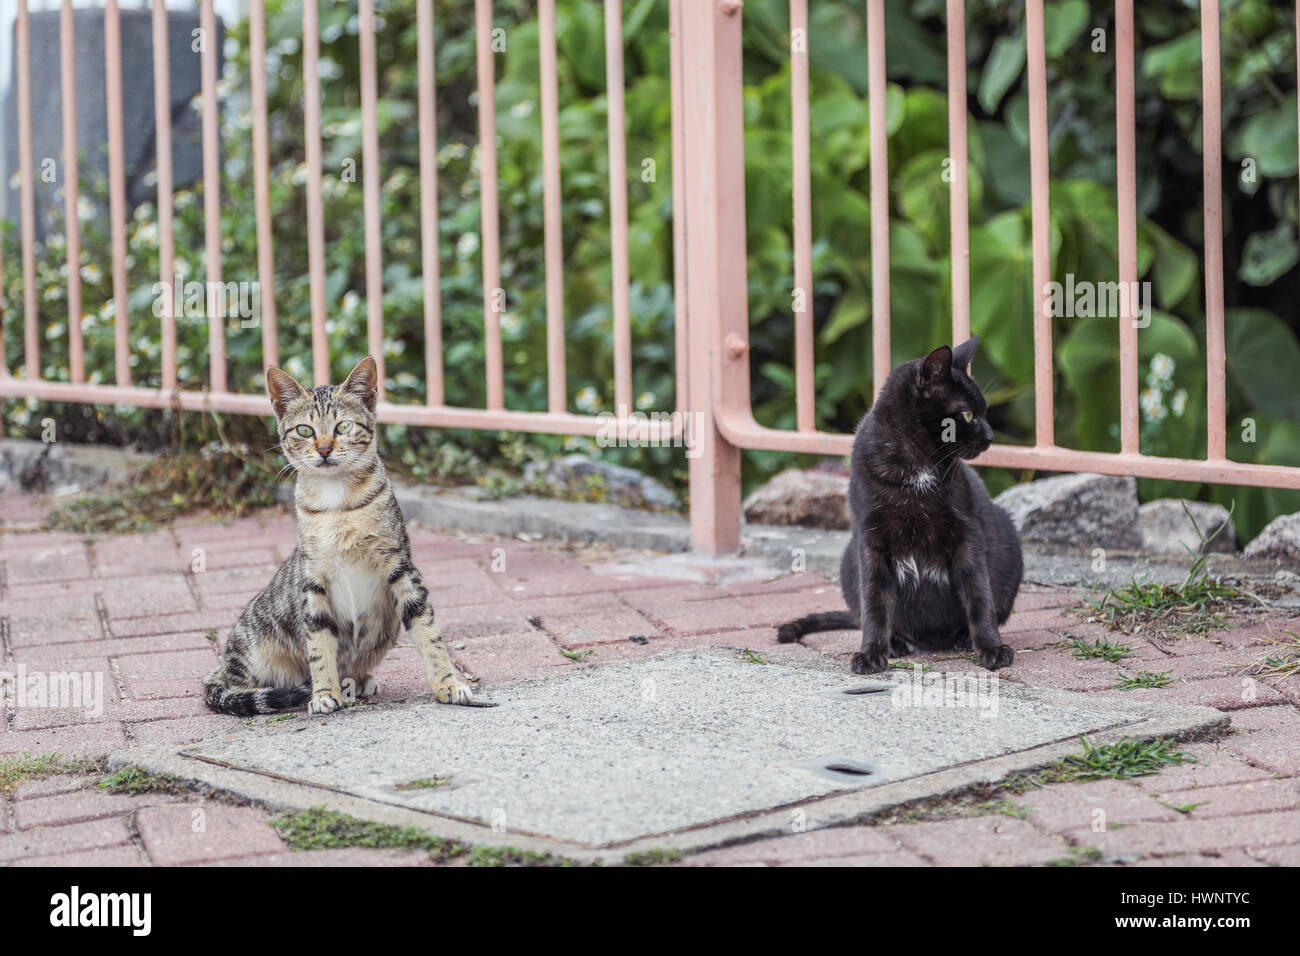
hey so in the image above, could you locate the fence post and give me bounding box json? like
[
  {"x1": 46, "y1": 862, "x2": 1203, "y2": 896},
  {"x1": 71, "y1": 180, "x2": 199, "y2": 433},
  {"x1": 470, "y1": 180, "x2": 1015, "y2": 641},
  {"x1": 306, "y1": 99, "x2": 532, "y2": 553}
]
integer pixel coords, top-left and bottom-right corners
[{"x1": 674, "y1": 0, "x2": 746, "y2": 555}]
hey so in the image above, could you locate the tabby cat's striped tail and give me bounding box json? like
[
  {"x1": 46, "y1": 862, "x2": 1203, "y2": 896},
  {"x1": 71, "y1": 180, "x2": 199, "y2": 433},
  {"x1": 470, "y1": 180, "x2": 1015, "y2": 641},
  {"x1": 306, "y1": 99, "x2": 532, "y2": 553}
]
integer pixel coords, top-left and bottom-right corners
[
  {"x1": 203, "y1": 666, "x2": 311, "y2": 716},
  {"x1": 776, "y1": 610, "x2": 857, "y2": 643}
]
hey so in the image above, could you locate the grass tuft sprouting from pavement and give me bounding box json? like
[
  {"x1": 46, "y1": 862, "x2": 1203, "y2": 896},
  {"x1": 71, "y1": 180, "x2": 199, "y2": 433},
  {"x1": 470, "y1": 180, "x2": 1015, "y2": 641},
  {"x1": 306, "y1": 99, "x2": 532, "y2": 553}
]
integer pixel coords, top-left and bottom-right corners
[
  {"x1": 270, "y1": 806, "x2": 465, "y2": 857},
  {"x1": 1115, "y1": 670, "x2": 1174, "y2": 690},
  {"x1": 98, "y1": 766, "x2": 190, "y2": 796},
  {"x1": 624, "y1": 847, "x2": 683, "y2": 866},
  {"x1": 1063, "y1": 637, "x2": 1135, "y2": 662},
  {"x1": 1002, "y1": 736, "x2": 1194, "y2": 793},
  {"x1": 0, "y1": 753, "x2": 104, "y2": 794}
]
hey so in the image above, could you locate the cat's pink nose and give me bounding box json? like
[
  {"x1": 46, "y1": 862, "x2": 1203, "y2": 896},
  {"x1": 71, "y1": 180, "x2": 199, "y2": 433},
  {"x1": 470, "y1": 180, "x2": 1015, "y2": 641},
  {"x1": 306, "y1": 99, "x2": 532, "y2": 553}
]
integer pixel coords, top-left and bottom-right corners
[{"x1": 317, "y1": 444, "x2": 333, "y2": 458}]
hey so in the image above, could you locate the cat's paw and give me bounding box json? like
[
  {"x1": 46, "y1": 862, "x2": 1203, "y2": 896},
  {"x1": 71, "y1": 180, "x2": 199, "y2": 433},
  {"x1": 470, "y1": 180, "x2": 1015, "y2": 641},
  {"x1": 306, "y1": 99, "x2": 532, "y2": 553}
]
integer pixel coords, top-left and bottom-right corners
[
  {"x1": 850, "y1": 651, "x2": 888, "y2": 675},
  {"x1": 891, "y1": 634, "x2": 917, "y2": 656},
  {"x1": 977, "y1": 643, "x2": 1015, "y2": 670},
  {"x1": 357, "y1": 675, "x2": 380, "y2": 698},
  {"x1": 432, "y1": 679, "x2": 475, "y2": 705},
  {"x1": 308, "y1": 691, "x2": 344, "y2": 714}
]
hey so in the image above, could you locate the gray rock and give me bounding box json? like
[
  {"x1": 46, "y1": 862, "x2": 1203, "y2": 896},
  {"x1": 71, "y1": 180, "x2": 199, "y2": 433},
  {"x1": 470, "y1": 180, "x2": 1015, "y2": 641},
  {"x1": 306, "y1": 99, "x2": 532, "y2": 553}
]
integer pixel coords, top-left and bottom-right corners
[
  {"x1": 742, "y1": 468, "x2": 850, "y2": 530},
  {"x1": 994, "y1": 473, "x2": 1141, "y2": 549},
  {"x1": 0, "y1": 437, "x2": 144, "y2": 494},
  {"x1": 1244, "y1": 512, "x2": 1300, "y2": 563},
  {"x1": 1138, "y1": 498, "x2": 1236, "y2": 555},
  {"x1": 525, "y1": 454, "x2": 680, "y2": 511}
]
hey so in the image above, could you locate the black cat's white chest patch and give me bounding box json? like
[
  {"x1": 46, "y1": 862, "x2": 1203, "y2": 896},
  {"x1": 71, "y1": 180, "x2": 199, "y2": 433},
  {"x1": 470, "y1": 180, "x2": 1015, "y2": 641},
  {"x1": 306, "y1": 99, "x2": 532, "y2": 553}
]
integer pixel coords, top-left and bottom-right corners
[
  {"x1": 902, "y1": 468, "x2": 938, "y2": 493},
  {"x1": 893, "y1": 555, "x2": 949, "y2": 589}
]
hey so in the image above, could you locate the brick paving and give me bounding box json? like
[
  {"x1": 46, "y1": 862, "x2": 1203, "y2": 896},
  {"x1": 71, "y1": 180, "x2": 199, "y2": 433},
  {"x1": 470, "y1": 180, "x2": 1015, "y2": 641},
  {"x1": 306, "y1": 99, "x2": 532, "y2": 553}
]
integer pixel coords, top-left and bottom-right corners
[{"x1": 2, "y1": 487, "x2": 1299, "y2": 866}]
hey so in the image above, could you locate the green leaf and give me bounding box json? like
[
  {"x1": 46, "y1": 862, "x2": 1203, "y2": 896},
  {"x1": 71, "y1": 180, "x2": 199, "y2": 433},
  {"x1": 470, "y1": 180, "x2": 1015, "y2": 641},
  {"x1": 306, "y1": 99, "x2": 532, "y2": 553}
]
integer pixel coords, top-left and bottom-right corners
[
  {"x1": 969, "y1": 211, "x2": 1034, "y2": 383},
  {"x1": 1238, "y1": 225, "x2": 1299, "y2": 286},
  {"x1": 1140, "y1": 32, "x2": 1202, "y2": 101},
  {"x1": 978, "y1": 35, "x2": 1025, "y2": 113},
  {"x1": 1140, "y1": 221, "x2": 1199, "y2": 308},
  {"x1": 821, "y1": 288, "x2": 869, "y2": 346},
  {"x1": 1044, "y1": 0, "x2": 1091, "y2": 59},
  {"x1": 1225, "y1": 308, "x2": 1300, "y2": 420},
  {"x1": 1230, "y1": 95, "x2": 1299, "y2": 177}
]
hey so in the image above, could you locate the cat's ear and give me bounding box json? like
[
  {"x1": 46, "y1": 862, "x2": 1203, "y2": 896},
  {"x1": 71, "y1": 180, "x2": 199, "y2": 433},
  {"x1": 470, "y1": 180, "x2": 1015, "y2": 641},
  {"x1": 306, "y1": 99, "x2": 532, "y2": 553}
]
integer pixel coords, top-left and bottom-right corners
[
  {"x1": 265, "y1": 367, "x2": 307, "y2": 418},
  {"x1": 341, "y1": 355, "x2": 379, "y2": 412},
  {"x1": 919, "y1": 345, "x2": 953, "y2": 388},
  {"x1": 952, "y1": 334, "x2": 980, "y2": 375}
]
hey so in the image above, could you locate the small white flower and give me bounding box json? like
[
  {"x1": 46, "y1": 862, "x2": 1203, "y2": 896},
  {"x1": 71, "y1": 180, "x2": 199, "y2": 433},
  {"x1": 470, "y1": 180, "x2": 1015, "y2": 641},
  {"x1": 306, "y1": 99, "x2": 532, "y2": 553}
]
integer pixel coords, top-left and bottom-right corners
[
  {"x1": 1140, "y1": 387, "x2": 1166, "y2": 423},
  {"x1": 1171, "y1": 388, "x2": 1188, "y2": 417},
  {"x1": 575, "y1": 386, "x2": 602, "y2": 414},
  {"x1": 1148, "y1": 352, "x2": 1175, "y2": 383}
]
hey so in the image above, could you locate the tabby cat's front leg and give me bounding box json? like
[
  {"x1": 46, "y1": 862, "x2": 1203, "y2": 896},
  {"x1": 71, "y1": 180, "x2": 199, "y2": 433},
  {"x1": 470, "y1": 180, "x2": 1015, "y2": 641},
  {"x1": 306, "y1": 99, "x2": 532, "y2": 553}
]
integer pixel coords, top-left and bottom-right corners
[
  {"x1": 392, "y1": 567, "x2": 474, "y2": 705},
  {"x1": 301, "y1": 579, "x2": 345, "y2": 713}
]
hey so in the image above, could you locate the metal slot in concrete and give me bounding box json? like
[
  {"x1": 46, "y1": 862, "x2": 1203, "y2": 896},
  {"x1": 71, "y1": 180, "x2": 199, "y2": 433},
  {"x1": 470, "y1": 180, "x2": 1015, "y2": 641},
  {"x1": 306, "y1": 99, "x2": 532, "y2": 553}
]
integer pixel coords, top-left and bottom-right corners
[{"x1": 112, "y1": 652, "x2": 1227, "y2": 859}]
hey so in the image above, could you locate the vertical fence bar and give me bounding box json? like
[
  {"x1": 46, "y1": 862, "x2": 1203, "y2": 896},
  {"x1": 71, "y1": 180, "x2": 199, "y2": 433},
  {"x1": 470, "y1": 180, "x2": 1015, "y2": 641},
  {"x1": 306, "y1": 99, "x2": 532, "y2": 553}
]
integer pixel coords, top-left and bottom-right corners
[
  {"x1": 790, "y1": 0, "x2": 815, "y2": 431},
  {"x1": 249, "y1": 0, "x2": 278, "y2": 370},
  {"x1": 1025, "y1": 0, "x2": 1053, "y2": 446},
  {"x1": 1115, "y1": 0, "x2": 1139, "y2": 455},
  {"x1": 60, "y1": 0, "x2": 84, "y2": 383},
  {"x1": 359, "y1": 0, "x2": 385, "y2": 400},
  {"x1": 152, "y1": 0, "x2": 176, "y2": 390},
  {"x1": 867, "y1": 0, "x2": 890, "y2": 396},
  {"x1": 539, "y1": 0, "x2": 567, "y2": 414},
  {"x1": 200, "y1": 0, "x2": 225, "y2": 393},
  {"x1": 105, "y1": 0, "x2": 130, "y2": 385},
  {"x1": 946, "y1": 0, "x2": 970, "y2": 346},
  {"x1": 475, "y1": 0, "x2": 504, "y2": 410},
  {"x1": 303, "y1": 0, "x2": 329, "y2": 385},
  {"x1": 417, "y1": 0, "x2": 443, "y2": 406},
  {"x1": 1202, "y1": 0, "x2": 1227, "y2": 461},
  {"x1": 605, "y1": 0, "x2": 633, "y2": 413},
  {"x1": 678, "y1": 0, "x2": 745, "y2": 553},
  {"x1": 669, "y1": 0, "x2": 689, "y2": 414},
  {"x1": 18, "y1": 0, "x2": 37, "y2": 381}
]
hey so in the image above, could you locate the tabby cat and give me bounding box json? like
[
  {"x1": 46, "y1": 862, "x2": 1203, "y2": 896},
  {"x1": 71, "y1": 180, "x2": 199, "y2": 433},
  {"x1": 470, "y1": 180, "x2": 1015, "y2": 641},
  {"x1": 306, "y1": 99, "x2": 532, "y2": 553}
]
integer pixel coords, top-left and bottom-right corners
[
  {"x1": 777, "y1": 336, "x2": 1023, "y2": 673},
  {"x1": 203, "y1": 356, "x2": 478, "y2": 715}
]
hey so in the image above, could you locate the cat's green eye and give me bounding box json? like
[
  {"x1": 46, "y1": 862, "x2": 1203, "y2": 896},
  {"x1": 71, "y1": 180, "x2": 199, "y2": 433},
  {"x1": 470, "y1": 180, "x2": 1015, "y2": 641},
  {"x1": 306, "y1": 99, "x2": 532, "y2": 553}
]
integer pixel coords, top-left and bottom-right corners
[
  {"x1": 295, "y1": 424, "x2": 315, "y2": 438},
  {"x1": 961, "y1": 410, "x2": 973, "y2": 423},
  {"x1": 335, "y1": 421, "x2": 353, "y2": 434}
]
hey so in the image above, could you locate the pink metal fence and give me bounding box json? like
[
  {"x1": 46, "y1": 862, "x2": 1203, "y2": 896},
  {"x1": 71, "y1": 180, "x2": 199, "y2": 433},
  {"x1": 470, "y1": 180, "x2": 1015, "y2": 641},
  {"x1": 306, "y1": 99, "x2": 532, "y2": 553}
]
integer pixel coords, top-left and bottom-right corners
[
  {"x1": 674, "y1": 0, "x2": 1300, "y2": 553},
  {"x1": 0, "y1": 0, "x2": 677, "y2": 444},
  {"x1": 0, "y1": 1, "x2": 1298, "y2": 557}
]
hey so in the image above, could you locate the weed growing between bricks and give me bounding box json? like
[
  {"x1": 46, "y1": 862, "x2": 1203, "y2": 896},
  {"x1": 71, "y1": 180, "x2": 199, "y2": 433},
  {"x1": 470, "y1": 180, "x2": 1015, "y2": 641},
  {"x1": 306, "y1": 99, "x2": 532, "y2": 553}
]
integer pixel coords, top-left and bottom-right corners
[
  {"x1": 268, "y1": 806, "x2": 593, "y2": 867},
  {"x1": 0, "y1": 753, "x2": 105, "y2": 793},
  {"x1": 98, "y1": 767, "x2": 191, "y2": 797},
  {"x1": 864, "y1": 736, "x2": 1197, "y2": 827}
]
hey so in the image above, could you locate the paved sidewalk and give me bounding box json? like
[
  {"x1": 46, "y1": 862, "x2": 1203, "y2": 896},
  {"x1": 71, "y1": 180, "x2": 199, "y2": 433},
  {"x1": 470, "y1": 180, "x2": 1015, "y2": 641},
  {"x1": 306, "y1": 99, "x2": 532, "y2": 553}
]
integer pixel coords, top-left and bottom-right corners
[{"x1": 1, "y1": 487, "x2": 1298, "y2": 866}]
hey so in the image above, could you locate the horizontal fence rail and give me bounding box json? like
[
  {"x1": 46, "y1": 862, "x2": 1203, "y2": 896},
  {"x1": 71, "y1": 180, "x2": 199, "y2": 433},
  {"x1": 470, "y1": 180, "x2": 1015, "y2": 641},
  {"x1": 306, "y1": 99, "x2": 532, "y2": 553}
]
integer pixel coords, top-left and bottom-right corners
[{"x1": 0, "y1": 0, "x2": 680, "y2": 443}]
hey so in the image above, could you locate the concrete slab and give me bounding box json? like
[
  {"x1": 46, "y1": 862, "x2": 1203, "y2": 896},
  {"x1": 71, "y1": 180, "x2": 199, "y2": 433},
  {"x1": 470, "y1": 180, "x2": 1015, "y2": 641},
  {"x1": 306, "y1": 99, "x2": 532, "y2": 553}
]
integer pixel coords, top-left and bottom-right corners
[{"x1": 110, "y1": 651, "x2": 1227, "y2": 860}]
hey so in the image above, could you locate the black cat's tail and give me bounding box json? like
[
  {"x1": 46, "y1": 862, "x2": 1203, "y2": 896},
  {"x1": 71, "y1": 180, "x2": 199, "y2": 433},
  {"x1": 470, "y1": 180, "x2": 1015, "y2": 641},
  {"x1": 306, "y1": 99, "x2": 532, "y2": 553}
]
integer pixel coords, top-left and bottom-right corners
[{"x1": 777, "y1": 610, "x2": 857, "y2": 643}]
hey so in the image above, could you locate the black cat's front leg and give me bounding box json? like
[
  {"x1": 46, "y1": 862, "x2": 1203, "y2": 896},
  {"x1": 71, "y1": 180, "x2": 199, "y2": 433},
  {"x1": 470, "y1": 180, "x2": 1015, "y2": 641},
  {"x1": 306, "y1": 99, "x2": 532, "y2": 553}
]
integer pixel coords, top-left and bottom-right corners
[
  {"x1": 950, "y1": 542, "x2": 1014, "y2": 670},
  {"x1": 850, "y1": 552, "x2": 896, "y2": 675}
]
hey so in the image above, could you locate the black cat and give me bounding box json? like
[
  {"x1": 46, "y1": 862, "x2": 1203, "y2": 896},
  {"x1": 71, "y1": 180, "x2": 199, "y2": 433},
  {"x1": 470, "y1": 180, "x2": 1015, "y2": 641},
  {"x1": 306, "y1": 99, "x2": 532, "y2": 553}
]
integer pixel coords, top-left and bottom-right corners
[{"x1": 778, "y1": 335, "x2": 1022, "y2": 673}]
